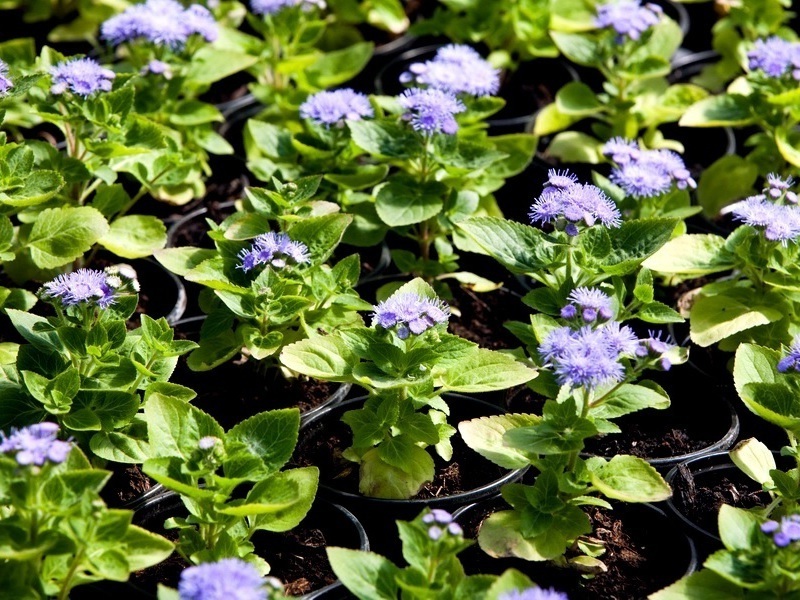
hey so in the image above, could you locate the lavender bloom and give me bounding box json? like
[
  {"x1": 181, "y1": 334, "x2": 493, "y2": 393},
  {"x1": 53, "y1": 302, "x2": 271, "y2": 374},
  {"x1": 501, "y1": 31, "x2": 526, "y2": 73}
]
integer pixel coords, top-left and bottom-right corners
[
  {"x1": 178, "y1": 558, "x2": 274, "y2": 600},
  {"x1": 50, "y1": 58, "x2": 115, "y2": 96},
  {"x1": 142, "y1": 59, "x2": 173, "y2": 79},
  {"x1": 602, "y1": 137, "x2": 640, "y2": 165},
  {"x1": 544, "y1": 169, "x2": 579, "y2": 191},
  {"x1": 611, "y1": 163, "x2": 672, "y2": 197},
  {"x1": 372, "y1": 292, "x2": 450, "y2": 339},
  {"x1": 607, "y1": 143, "x2": 696, "y2": 198},
  {"x1": 398, "y1": 88, "x2": 466, "y2": 135},
  {"x1": 401, "y1": 44, "x2": 500, "y2": 97},
  {"x1": 43, "y1": 269, "x2": 117, "y2": 308},
  {"x1": 730, "y1": 196, "x2": 800, "y2": 244},
  {"x1": 561, "y1": 287, "x2": 614, "y2": 323},
  {"x1": 748, "y1": 37, "x2": 800, "y2": 80},
  {"x1": 237, "y1": 232, "x2": 310, "y2": 272},
  {"x1": 595, "y1": 0, "x2": 661, "y2": 41},
  {"x1": 422, "y1": 509, "x2": 453, "y2": 524},
  {"x1": 777, "y1": 337, "x2": 800, "y2": 373},
  {"x1": 299, "y1": 88, "x2": 373, "y2": 126},
  {"x1": 540, "y1": 326, "x2": 626, "y2": 389},
  {"x1": 499, "y1": 588, "x2": 569, "y2": 600},
  {"x1": 762, "y1": 515, "x2": 800, "y2": 548},
  {"x1": 0, "y1": 59, "x2": 12, "y2": 96},
  {"x1": 602, "y1": 321, "x2": 640, "y2": 356},
  {"x1": 0, "y1": 423, "x2": 71, "y2": 466},
  {"x1": 529, "y1": 174, "x2": 622, "y2": 233},
  {"x1": 102, "y1": 0, "x2": 217, "y2": 48},
  {"x1": 250, "y1": 0, "x2": 324, "y2": 15}
]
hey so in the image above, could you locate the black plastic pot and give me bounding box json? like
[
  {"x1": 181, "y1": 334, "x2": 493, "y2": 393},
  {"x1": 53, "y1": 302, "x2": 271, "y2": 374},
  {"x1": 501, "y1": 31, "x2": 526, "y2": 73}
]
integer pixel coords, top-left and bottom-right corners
[
  {"x1": 129, "y1": 257, "x2": 187, "y2": 325},
  {"x1": 452, "y1": 495, "x2": 697, "y2": 600}
]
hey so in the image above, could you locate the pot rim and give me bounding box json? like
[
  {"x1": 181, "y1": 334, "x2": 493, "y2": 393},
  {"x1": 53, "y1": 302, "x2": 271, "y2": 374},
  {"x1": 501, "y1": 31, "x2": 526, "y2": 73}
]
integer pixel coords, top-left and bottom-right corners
[
  {"x1": 165, "y1": 198, "x2": 238, "y2": 248},
  {"x1": 139, "y1": 257, "x2": 187, "y2": 325}
]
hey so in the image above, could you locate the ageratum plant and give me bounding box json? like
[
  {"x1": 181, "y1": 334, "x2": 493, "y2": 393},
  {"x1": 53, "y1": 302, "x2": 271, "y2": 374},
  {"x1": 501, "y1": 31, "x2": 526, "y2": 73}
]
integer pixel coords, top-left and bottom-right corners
[
  {"x1": 159, "y1": 558, "x2": 286, "y2": 600},
  {"x1": 328, "y1": 508, "x2": 564, "y2": 599},
  {"x1": 0, "y1": 266, "x2": 197, "y2": 463},
  {"x1": 534, "y1": 0, "x2": 707, "y2": 163},
  {"x1": 281, "y1": 278, "x2": 536, "y2": 498},
  {"x1": 156, "y1": 211, "x2": 370, "y2": 372},
  {"x1": 458, "y1": 169, "x2": 683, "y2": 326},
  {"x1": 644, "y1": 174, "x2": 800, "y2": 350},
  {"x1": 459, "y1": 286, "x2": 679, "y2": 568},
  {"x1": 0, "y1": 423, "x2": 173, "y2": 598},
  {"x1": 140, "y1": 398, "x2": 318, "y2": 569}
]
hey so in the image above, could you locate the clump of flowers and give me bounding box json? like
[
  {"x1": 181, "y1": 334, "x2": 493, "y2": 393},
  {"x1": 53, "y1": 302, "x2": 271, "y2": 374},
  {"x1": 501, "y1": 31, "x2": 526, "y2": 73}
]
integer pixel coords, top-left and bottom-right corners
[
  {"x1": 0, "y1": 59, "x2": 12, "y2": 96},
  {"x1": 560, "y1": 287, "x2": 614, "y2": 322},
  {"x1": 101, "y1": 0, "x2": 218, "y2": 48},
  {"x1": 372, "y1": 292, "x2": 450, "y2": 339},
  {"x1": 595, "y1": 0, "x2": 662, "y2": 41},
  {"x1": 50, "y1": 58, "x2": 115, "y2": 96},
  {"x1": 400, "y1": 43, "x2": 501, "y2": 97},
  {"x1": 529, "y1": 169, "x2": 622, "y2": 235},
  {"x1": 777, "y1": 336, "x2": 800, "y2": 373},
  {"x1": 250, "y1": 0, "x2": 325, "y2": 16},
  {"x1": 747, "y1": 36, "x2": 800, "y2": 79},
  {"x1": 421, "y1": 509, "x2": 463, "y2": 540},
  {"x1": 761, "y1": 515, "x2": 800, "y2": 547},
  {"x1": 177, "y1": 558, "x2": 284, "y2": 600},
  {"x1": 398, "y1": 87, "x2": 466, "y2": 135},
  {"x1": 499, "y1": 588, "x2": 569, "y2": 600},
  {"x1": 299, "y1": 88, "x2": 373, "y2": 127},
  {"x1": 602, "y1": 138, "x2": 697, "y2": 198},
  {"x1": 42, "y1": 268, "x2": 122, "y2": 309},
  {"x1": 0, "y1": 423, "x2": 71, "y2": 466},
  {"x1": 728, "y1": 173, "x2": 800, "y2": 244},
  {"x1": 236, "y1": 232, "x2": 310, "y2": 272}
]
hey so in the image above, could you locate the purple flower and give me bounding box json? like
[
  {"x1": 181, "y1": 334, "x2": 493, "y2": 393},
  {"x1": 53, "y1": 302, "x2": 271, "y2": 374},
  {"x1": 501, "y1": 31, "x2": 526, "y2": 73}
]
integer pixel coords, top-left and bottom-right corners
[
  {"x1": 529, "y1": 174, "x2": 622, "y2": 233},
  {"x1": 178, "y1": 558, "x2": 275, "y2": 600},
  {"x1": 50, "y1": 58, "x2": 115, "y2": 96},
  {"x1": 762, "y1": 514, "x2": 800, "y2": 548},
  {"x1": 540, "y1": 326, "x2": 626, "y2": 389},
  {"x1": 602, "y1": 321, "x2": 640, "y2": 356},
  {"x1": 250, "y1": 0, "x2": 324, "y2": 15},
  {"x1": 398, "y1": 87, "x2": 466, "y2": 135},
  {"x1": 499, "y1": 588, "x2": 569, "y2": 600},
  {"x1": 0, "y1": 423, "x2": 71, "y2": 466},
  {"x1": 561, "y1": 287, "x2": 614, "y2": 323},
  {"x1": 602, "y1": 137, "x2": 641, "y2": 164},
  {"x1": 596, "y1": 0, "x2": 661, "y2": 41},
  {"x1": 42, "y1": 269, "x2": 117, "y2": 308},
  {"x1": 748, "y1": 37, "x2": 800, "y2": 80},
  {"x1": 544, "y1": 169, "x2": 579, "y2": 191},
  {"x1": 0, "y1": 59, "x2": 12, "y2": 96},
  {"x1": 611, "y1": 163, "x2": 672, "y2": 198},
  {"x1": 299, "y1": 88, "x2": 373, "y2": 126},
  {"x1": 777, "y1": 337, "x2": 800, "y2": 373},
  {"x1": 730, "y1": 196, "x2": 800, "y2": 244},
  {"x1": 422, "y1": 509, "x2": 453, "y2": 524},
  {"x1": 372, "y1": 292, "x2": 450, "y2": 339},
  {"x1": 401, "y1": 44, "x2": 500, "y2": 97},
  {"x1": 237, "y1": 232, "x2": 310, "y2": 272},
  {"x1": 101, "y1": 0, "x2": 217, "y2": 48}
]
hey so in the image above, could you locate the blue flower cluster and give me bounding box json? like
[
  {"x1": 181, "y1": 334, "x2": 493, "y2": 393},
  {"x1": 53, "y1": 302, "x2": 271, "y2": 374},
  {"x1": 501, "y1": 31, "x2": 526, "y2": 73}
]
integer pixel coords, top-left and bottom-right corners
[
  {"x1": 595, "y1": 0, "x2": 662, "y2": 41},
  {"x1": 421, "y1": 509, "x2": 462, "y2": 540},
  {"x1": 372, "y1": 292, "x2": 450, "y2": 339},
  {"x1": 602, "y1": 138, "x2": 696, "y2": 198},
  {"x1": 398, "y1": 87, "x2": 466, "y2": 135},
  {"x1": 729, "y1": 174, "x2": 800, "y2": 244},
  {"x1": 178, "y1": 558, "x2": 282, "y2": 600},
  {"x1": 0, "y1": 59, "x2": 12, "y2": 96},
  {"x1": 777, "y1": 336, "x2": 800, "y2": 373},
  {"x1": 529, "y1": 169, "x2": 622, "y2": 235},
  {"x1": 42, "y1": 268, "x2": 119, "y2": 308},
  {"x1": 748, "y1": 36, "x2": 800, "y2": 80},
  {"x1": 761, "y1": 515, "x2": 800, "y2": 548},
  {"x1": 237, "y1": 232, "x2": 310, "y2": 272},
  {"x1": 560, "y1": 287, "x2": 614, "y2": 323},
  {"x1": 50, "y1": 58, "x2": 115, "y2": 96},
  {"x1": 250, "y1": 0, "x2": 325, "y2": 16},
  {"x1": 498, "y1": 587, "x2": 569, "y2": 600},
  {"x1": 101, "y1": 0, "x2": 217, "y2": 48},
  {"x1": 0, "y1": 423, "x2": 72, "y2": 466},
  {"x1": 299, "y1": 88, "x2": 373, "y2": 126},
  {"x1": 400, "y1": 44, "x2": 500, "y2": 97}
]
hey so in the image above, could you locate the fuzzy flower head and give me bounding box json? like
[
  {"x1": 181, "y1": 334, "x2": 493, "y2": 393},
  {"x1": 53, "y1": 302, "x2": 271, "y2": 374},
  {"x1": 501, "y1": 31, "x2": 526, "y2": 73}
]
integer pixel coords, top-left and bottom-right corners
[
  {"x1": 777, "y1": 337, "x2": 800, "y2": 373},
  {"x1": 765, "y1": 173, "x2": 798, "y2": 203},
  {"x1": 601, "y1": 137, "x2": 641, "y2": 165},
  {"x1": 499, "y1": 588, "x2": 569, "y2": 600},
  {"x1": 101, "y1": 0, "x2": 217, "y2": 48},
  {"x1": 178, "y1": 558, "x2": 282, "y2": 600},
  {"x1": 529, "y1": 171, "x2": 621, "y2": 234},
  {"x1": 561, "y1": 287, "x2": 614, "y2": 323},
  {"x1": 398, "y1": 87, "x2": 466, "y2": 135},
  {"x1": 42, "y1": 268, "x2": 119, "y2": 309},
  {"x1": 636, "y1": 330, "x2": 675, "y2": 370},
  {"x1": 299, "y1": 88, "x2": 373, "y2": 127},
  {"x1": 0, "y1": 423, "x2": 71, "y2": 466},
  {"x1": 0, "y1": 59, "x2": 12, "y2": 96},
  {"x1": 747, "y1": 36, "x2": 800, "y2": 80},
  {"x1": 595, "y1": 0, "x2": 662, "y2": 41},
  {"x1": 420, "y1": 509, "x2": 463, "y2": 540},
  {"x1": 237, "y1": 232, "x2": 310, "y2": 272},
  {"x1": 400, "y1": 44, "x2": 500, "y2": 97},
  {"x1": 761, "y1": 515, "x2": 800, "y2": 548},
  {"x1": 729, "y1": 196, "x2": 800, "y2": 244},
  {"x1": 606, "y1": 141, "x2": 696, "y2": 198},
  {"x1": 50, "y1": 58, "x2": 115, "y2": 96},
  {"x1": 250, "y1": 0, "x2": 325, "y2": 16},
  {"x1": 372, "y1": 292, "x2": 450, "y2": 339}
]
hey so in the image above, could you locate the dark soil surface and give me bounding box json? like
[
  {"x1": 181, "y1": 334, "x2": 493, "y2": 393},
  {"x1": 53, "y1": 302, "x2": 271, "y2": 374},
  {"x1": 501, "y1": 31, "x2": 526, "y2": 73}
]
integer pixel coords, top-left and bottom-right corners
[
  {"x1": 101, "y1": 464, "x2": 156, "y2": 507},
  {"x1": 447, "y1": 284, "x2": 528, "y2": 350}
]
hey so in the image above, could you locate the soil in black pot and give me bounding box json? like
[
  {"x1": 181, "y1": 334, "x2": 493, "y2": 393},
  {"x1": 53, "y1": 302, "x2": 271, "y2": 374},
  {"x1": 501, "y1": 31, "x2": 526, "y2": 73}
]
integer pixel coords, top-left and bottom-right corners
[
  {"x1": 457, "y1": 498, "x2": 693, "y2": 600},
  {"x1": 447, "y1": 284, "x2": 529, "y2": 351},
  {"x1": 100, "y1": 464, "x2": 157, "y2": 507}
]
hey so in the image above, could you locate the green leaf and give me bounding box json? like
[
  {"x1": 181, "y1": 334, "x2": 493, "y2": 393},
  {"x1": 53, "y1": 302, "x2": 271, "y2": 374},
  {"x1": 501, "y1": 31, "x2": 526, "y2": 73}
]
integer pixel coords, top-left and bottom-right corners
[
  {"x1": 279, "y1": 335, "x2": 356, "y2": 381},
  {"x1": 155, "y1": 247, "x2": 217, "y2": 277},
  {"x1": 145, "y1": 395, "x2": 224, "y2": 459},
  {"x1": 248, "y1": 467, "x2": 319, "y2": 531},
  {"x1": 169, "y1": 100, "x2": 223, "y2": 126},
  {"x1": 696, "y1": 155, "x2": 758, "y2": 218},
  {"x1": 649, "y1": 570, "x2": 744, "y2": 600},
  {"x1": 690, "y1": 292, "x2": 783, "y2": 348},
  {"x1": 550, "y1": 31, "x2": 600, "y2": 66},
  {"x1": 600, "y1": 218, "x2": 679, "y2": 275},
  {"x1": 90, "y1": 431, "x2": 151, "y2": 464},
  {"x1": 99, "y1": 215, "x2": 166, "y2": 259},
  {"x1": 120, "y1": 525, "x2": 175, "y2": 571},
  {"x1": 590, "y1": 383, "x2": 670, "y2": 420},
  {"x1": 303, "y1": 42, "x2": 373, "y2": 89},
  {"x1": 532, "y1": 103, "x2": 583, "y2": 137},
  {"x1": 348, "y1": 120, "x2": 419, "y2": 159},
  {"x1": 643, "y1": 234, "x2": 732, "y2": 276},
  {"x1": 327, "y1": 547, "x2": 400, "y2": 600},
  {"x1": 679, "y1": 94, "x2": 754, "y2": 127},
  {"x1": 775, "y1": 126, "x2": 800, "y2": 168},
  {"x1": 717, "y1": 504, "x2": 759, "y2": 551},
  {"x1": 733, "y1": 343, "x2": 780, "y2": 399},
  {"x1": 740, "y1": 382, "x2": 800, "y2": 434},
  {"x1": 729, "y1": 438, "x2": 776, "y2": 486},
  {"x1": 440, "y1": 348, "x2": 536, "y2": 392},
  {"x1": 457, "y1": 217, "x2": 557, "y2": 274},
  {"x1": 286, "y1": 213, "x2": 351, "y2": 264},
  {"x1": 359, "y1": 445, "x2": 434, "y2": 499},
  {"x1": 459, "y1": 413, "x2": 541, "y2": 470},
  {"x1": 27, "y1": 206, "x2": 109, "y2": 269},
  {"x1": 227, "y1": 408, "x2": 300, "y2": 474},
  {"x1": 375, "y1": 178, "x2": 445, "y2": 227},
  {"x1": 555, "y1": 82, "x2": 603, "y2": 116},
  {"x1": 547, "y1": 131, "x2": 603, "y2": 164},
  {"x1": 587, "y1": 455, "x2": 672, "y2": 502},
  {"x1": 186, "y1": 47, "x2": 258, "y2": 84}
]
